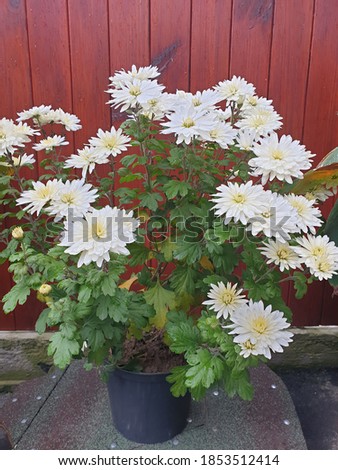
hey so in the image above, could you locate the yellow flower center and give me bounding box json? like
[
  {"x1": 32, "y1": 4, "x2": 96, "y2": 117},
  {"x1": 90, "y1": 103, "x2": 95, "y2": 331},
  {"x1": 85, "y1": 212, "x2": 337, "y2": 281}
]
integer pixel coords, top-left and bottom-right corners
[
  {"x1": 262, "y1": 210, "x2": 271, "y2": 218},
  {"x1": 104, "y1": 136, "x2": 118, "y2": 150},
  {"x1": 37, "y1": 187, "x2": 53, "y2": 199},
  {"x1": 93, "y1": 221, "x2": 107, "y2": 239},
  {"x1": 317, "y1": 259, "x2": 330, "y2": 272},
  {"x1": 272, "y1": 149, "x2": 284, "y2": 160},
  {"x1": 252, "y1": 316, "x2": 268, "y2": 334},
  {"x1": 129, "y1": 85, "x2": 141, "y2": 97},
  {"x1": 290, "y1": 200, "x2": 305, "y2": 215},
  {"x1": 277, "y1": 248, "x2": 289, "y2": 260},
  {"x1": 233, "y1": 193, "x2": 246, "y2": 204},
  {"x1": 228, "y1": 84, "x2": 239, "y2": 95},
  {"x1": 61, "y1": 193, "x2": 75, "y2": 205},
  {"x1": 192, "y1": 97, "x2": 202, "y2": 106},
  {"x1": 243, "y1": 340, "x2": 255, "y2": 350},
  {"x1": 247, "y1": 96, "x2": 258, "y2": 106},
  {"x1": 221, "y1": 291, "x2": 235, "y2": 305},
  {"x1": 312, "y1": 247, "x2": 325, "y2": 256},
  {"x1": 251, "y1": 115, "x2": 266, "y2": 128},
  {"x1": 182, "y1": 117, "x2": 195, "y2": 128},
  {"x1": 209, "y1": 129, "x2": 218, "y2": 139}
]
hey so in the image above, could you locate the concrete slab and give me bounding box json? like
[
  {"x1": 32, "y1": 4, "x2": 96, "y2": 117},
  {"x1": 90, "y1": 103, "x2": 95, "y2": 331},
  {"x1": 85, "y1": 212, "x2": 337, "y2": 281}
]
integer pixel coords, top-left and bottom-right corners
[{"x1": 2, "y1": 361, "x2": 306, "y2": 450}]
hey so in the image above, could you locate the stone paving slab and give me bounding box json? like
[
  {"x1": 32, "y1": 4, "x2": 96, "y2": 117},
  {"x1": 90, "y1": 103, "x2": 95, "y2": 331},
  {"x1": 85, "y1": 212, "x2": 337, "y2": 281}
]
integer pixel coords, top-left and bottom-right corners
[{"x1": 1, "y1": 361, "x2": 306, "y2": 450}]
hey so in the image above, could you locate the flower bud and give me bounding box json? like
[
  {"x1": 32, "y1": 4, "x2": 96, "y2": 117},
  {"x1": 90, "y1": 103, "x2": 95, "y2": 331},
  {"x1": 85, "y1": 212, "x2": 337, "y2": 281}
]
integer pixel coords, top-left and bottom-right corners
[
  {"x1": 38, "y1": 284, "x2": 52, "y2": 295},
  {"x1": 12, "y1": 226, "x2": 24, "y2": 240}
]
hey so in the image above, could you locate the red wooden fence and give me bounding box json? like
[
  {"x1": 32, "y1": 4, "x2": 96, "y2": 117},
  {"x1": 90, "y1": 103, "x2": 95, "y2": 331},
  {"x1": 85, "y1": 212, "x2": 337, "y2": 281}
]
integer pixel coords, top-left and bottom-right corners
[{"x1": 1, "y1": 0, "x2": 337, "y2": 329}]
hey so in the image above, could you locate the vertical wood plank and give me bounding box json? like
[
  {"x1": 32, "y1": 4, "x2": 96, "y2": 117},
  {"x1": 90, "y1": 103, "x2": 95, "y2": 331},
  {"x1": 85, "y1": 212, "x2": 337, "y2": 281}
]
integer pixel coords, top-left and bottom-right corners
[
  {"x1": 268, "y1": 0, "x2": 314, "y2": 139},
  {"x1": 26, "y1": 0, "x2": 73, "y2": 110},
  {"x1": 0, "y1": 0, "x2": 33, "y2": 330},
  {"x1": 290, "y1": 0, "x2": 338, "y2": 326},
  {"x1": 190, "y1": 0, "x2": 232, "y2": 92},
  {"x1": 230, "y1": 0, "x2": 274, "y2": 96},
  {"x1": 268, "y1": 0, "x2": 314, "y2": 324},
  {"x1": 108, "y1": 0, "x2": 150, "y2": 73},
  {"x1": 150, "y1": 0, "x2": 191, "y2": 91},
  {"x1": 0, "y1": 0, "x2": 32, "y2": 117},
  {"x1": 68, "y1": 0, "x2": 111, "y2": 149}
]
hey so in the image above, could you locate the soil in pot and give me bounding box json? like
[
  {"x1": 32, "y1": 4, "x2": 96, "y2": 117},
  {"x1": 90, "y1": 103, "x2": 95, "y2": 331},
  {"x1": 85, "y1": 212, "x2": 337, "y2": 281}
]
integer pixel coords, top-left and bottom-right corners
[{"x1": 107, "y1": 329, "x2": 191, "y2": 444}]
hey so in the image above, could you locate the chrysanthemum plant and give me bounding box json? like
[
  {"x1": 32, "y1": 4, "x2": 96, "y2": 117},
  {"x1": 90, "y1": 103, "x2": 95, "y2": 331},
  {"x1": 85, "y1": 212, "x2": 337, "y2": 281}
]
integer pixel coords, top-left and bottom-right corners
[{"x1": 1, "y1": 65, "x2": 338, "y2": 401}]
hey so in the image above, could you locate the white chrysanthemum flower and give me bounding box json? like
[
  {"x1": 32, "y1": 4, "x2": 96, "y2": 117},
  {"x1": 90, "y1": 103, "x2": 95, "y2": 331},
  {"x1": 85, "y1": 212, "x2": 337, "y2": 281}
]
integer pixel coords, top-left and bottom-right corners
[
  {"x1": 304, "y1": 187, "x2": 337, "y2": 203},
  {"x1": 64, "y1": 146, "x2": 109, "y2": 178},
  {"x1": 46, "y1": 179, "x2": 98, "y2": 220},
  {"x1": 294, "y1": 235, "x2": 338, "y2": 280},
  {"x1": 227, "y1": 300, "x2": 293, "y2": 360},
  {"x1": 285, "y1": 194, "x2": 322, "y2": 234},
  {"x1": 17, "y1": 105, "x2": 53, "y2": 123},
  {"x1": 0, "y1": 118, "x2": 38, "y2": 153},
  {"x1": 239, "y1": 340, "x2": 264, "y2": 358},
  {"x1": 214, "y1": 108, "x2": 232, "y2": 122},
  {"x1": 59, "y1": 206, "x2": 139, "y2": 267},
  {"x1": 17, "y1": 179, "x2": 60, "y2": 215},
  {"x1": 212, "y1": 180, "x2": 268, "y2": 225},
  {"x1": 0, "y1": 153, "x2": 36, "y2": 168},
  {"x1": 249, "y1": 192, "x2": 299, "y2": 241},
  {"x1": 235, "y1": 129, "x2": 257, "y2": 151},
  {"x1": 190, "y1": 89, "x2": 223, "y2": 109},
  {"x1": 140, "y1": 94, "x2": 172, "y2": 120},
  {"x1": 88, "y1": 126, "x2": 131, "y2": 159},
  {"x1": 249, "y1": 134, "x2": 314, "y2": 184},
  {"x1": 161, "y1": 105, "x2": 216, "y2": 145},
  {"x1": 236, "y1": 109, "x2": 282, "y2": 138},
  {"x1": 259, "y1": 240, "x2": 302, "y2": 272},
  {"x1": 202, "y1": 282, "x2": 247, "y2": 319},
  {"x1": 109, "y1": 65, "x2": 160, "y2": 88},
  {"x1": 33, "y1": 135, "x2": 69, "y2": 152},
  {"x1": 203, "y1": 121, "x2": 237, "y2": 149},
  {"x1": 214, "y1": 76, "x2": 255, "y2": 103},
  {"x1": 12, "y1": 153, "x2": 35, "y2": 167},
  {"x1": 107, "y1": 78, "x2": 165, "y2": 112},
  {"x1": 53, "y1": 109, "x2": 82, "y2": 131},
  {"x1": 241, "y1": 95, "x2": 274, "y2": 114}
]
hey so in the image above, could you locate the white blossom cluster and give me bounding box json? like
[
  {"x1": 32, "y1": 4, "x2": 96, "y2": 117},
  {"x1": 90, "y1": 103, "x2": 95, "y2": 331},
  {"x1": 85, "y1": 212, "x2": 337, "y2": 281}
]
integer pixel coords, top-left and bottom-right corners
[{"x1": 11, "y1": 65, "x2": 338, "y2": 361}]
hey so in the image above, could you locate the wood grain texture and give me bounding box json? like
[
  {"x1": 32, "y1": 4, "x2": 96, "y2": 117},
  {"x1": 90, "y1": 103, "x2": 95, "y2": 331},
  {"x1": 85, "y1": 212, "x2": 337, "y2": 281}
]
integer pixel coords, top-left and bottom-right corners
[
  {"x1": 268, "y1": 0, "x2": 314, "y2": 139},
  {"x1": 190, "y1": 0, "x2": 232, "y2": 92},
  {"x1": 1, "y1": 0, "x2": 338, "y2": 329},
  {"x1": 68, "y1": 0, "x2": 111, "y2": 150},
  {"x1": 150, "y1": 0, "x2": 191, "y2": 92},
  {"x1": 26, "y1": 0, "x2": 74, "y2": 160},
  {"x1": 108, "y1": 0, "x2": 150, "y2": 72},
  {"x1": 230, "y1": 0, "x2": 274, "y2": 96}
]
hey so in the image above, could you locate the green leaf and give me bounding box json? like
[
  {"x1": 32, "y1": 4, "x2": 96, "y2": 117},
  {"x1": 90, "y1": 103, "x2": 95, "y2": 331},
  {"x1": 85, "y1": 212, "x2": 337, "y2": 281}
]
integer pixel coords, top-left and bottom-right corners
[
  {"x1": 185, "y1": 349, "x2": 224, "y2": 389},
  {"x1": 170, "y1": 266, "x2": 196, "y2": 296},
  {"x1": 139, "y1": 192, "x2": 162, "y2": 211},
  {"x1": 163, "y1": 180, "x2": 191, "y2": 199},
  {"x1": 120, "y1": 154, "x2": 139, "y2": 167},
  {"x1": 293, "y1": 272, "x2": 309, "y2": 299},
  {"x1": 78, "y1": 285, "x2": 92, "y2": 303},
  {"x1": 48, "y1": 328, "x2": 80, "y2": 369},
  {"x1": 35, "y1": 308, "x2": 50, "y2": 335},
  {"x1": 223, "y1": 368, "x2": 254, "y2": 401},
  {"x1": 96, "y1": 291, "x2": 129, "y2": 322},
  {"x1": 173, "y1": 239, "x2": 202, "y2": 265},
  {"x1": 166, "y1": 365, "x2": 189, "y2": 397},
  {"x1": 144, "y1": 281, "x2": 176, "y2": 328},
  {"x1": 317, "y1": 147, "x2": 338, "y2": 168},
  {"x1": 128, "y1": 242, "x2": 150, "y2": 267},
  {"x1": 2, "y1": 283, "x2": 30, "y2": 313},
  {"x1": 167, "y1": 319, "x2": 201, "y2": 354}
]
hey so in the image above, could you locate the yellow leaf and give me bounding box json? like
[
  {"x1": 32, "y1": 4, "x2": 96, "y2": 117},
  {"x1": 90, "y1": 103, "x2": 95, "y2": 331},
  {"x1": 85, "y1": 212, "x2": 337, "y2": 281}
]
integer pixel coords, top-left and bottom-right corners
[
  {"x1": 199, "y1": 255, "x2": 214, "y2": 271},
  {"x1": 118, "y1": 276, "x2": 138, "y2": 291}
]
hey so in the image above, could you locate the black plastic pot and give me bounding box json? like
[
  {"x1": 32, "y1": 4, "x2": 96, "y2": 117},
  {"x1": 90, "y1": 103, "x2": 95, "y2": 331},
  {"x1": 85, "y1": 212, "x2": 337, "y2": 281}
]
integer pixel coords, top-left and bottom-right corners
[{"x1": 107, "y1": 367, "x2": 191, "y2": 444}]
